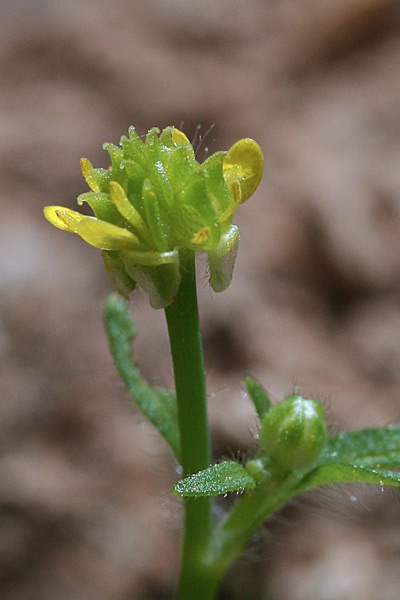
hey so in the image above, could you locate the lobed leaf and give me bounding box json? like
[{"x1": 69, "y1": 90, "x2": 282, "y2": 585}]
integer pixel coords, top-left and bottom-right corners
[{"x1": 104, "y1": 294, "x2": 180, "y2": 460}]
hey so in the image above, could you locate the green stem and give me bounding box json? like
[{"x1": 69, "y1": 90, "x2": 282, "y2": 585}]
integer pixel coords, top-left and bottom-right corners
[
  {"x1": 203, "y1": 473, "x2": 304, "y2": 586},
  {"x1": 165, "y1": 251, "x2": 214, "y2": 600},
  {"x1": 164, "y1": 252, "x2": 299, "y2": 598}
]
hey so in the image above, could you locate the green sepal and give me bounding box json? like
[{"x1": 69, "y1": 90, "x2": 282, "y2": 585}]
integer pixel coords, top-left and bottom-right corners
[
  {"x1": 244, "y1": 376, "x2": 272, "y2": 421},
  {"x1": 102, "y1": 251, "x2": 136, "y2": 299},
  {"x1": 208, "y1": 225, "x2": 240, "y2": 292},
  {"x1": 173, "y1": 461, "x2": 256, "y2": 497},
  {"x1": 103, "y1": 294, "x2": 180, "y2": 460},
  {"x1": 121, "y1": 252, "x2": 181, "y2": 309}
]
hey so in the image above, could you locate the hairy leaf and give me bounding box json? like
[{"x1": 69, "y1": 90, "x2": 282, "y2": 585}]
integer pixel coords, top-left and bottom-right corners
[
  {"x1": 290, "y1": 425, "x2": 400, "y2": 496},
  {"x1": 318, "y1": 425, "x2": 400, "y2": 469},
  {"x1": 173, "y1": 461, "x2": 256, "y2": 497},
  {"x1": 104, "y1": 294, "x2": 180, "y2": 461},
  {"x1": 298, "y1": 463, "x2": 400, "y2": 493},
  {"x1": 244, "y1": 376, "x2": 272, "y2": 421}
]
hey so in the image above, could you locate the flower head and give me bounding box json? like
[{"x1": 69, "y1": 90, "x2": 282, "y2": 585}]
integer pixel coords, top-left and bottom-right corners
[{"x1": 44, "y1": 126, "x2": 263, "y2": 308}]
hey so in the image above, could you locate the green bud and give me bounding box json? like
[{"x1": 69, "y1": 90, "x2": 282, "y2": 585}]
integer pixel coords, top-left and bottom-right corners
[
  {"x1": 245, "y1": 456, "x2": 274, "y2": 484},
  {"x1": 259, "y1": 395, "x2": 327, "y2": 472}
]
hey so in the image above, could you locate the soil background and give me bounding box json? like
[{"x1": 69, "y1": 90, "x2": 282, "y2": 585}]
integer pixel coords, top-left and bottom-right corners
[{"x1": 2, "y1": 1, "x2": 400, "y2": 599}]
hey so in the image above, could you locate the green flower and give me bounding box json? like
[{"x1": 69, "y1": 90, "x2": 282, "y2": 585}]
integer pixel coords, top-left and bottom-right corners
[{"x1": 44, "y1": 126, "x2": 263, "y2": 308}]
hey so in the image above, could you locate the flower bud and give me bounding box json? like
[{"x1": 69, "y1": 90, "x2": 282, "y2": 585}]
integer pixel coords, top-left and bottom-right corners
[{"x1": 259, "y1": 395, "x2": 327, "y2": 472}]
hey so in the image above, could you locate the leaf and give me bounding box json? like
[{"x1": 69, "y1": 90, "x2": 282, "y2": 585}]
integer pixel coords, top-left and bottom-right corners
[
  {"x1": 318, "y1": 425, "x2": 400, "y2": 469},
  {"x1": 298, "y1": 463, "x2": 400, "y2": 493},
  {"x1": 292, "y1": 425, "x2": 400, "y2": 495},
  {"x1": 173, "y1": 461, "x2": 256, "y2": 497},
  {"x1": 104, "y1": 294, "x2": 180, "y2": 461},
  {"x1": 244, "y1": 376, "x2": 272, "y2": 421}
]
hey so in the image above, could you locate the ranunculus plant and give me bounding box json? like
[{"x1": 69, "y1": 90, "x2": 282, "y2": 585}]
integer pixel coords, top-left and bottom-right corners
[{"x1": 45, "y1": 126, "x2": 400, "y2": 600}]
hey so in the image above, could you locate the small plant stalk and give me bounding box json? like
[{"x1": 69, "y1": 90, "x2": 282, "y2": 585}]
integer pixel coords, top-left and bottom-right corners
[
  {"x1": 47, "y1": 125, "x2": 400, "y2": 600},
  {"x1": 165, "y1": 251, "x2": 214, "y2": 599},
  {"x1": 202, "y1": 475, "x2": 301, "y2": 586}
]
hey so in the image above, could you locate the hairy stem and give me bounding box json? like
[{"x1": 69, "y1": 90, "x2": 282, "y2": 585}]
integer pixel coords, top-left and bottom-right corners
[{"x1": 203, "y1": 473, "x2": 303, "y2": 586}]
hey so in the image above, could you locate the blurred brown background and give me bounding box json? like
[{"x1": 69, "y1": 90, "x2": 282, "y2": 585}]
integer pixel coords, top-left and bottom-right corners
[{"x1": 2, "y1": 1, "x2": 400, "y2": 598}]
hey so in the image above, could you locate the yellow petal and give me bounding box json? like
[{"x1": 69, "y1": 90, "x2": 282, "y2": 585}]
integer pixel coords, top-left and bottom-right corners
[
  {"x1": 80, "y1": 157, "x2": 104, "y2": 192},
  {"x1": 75, "y1": 217, "x2": 141, "y2": 251},
  {"x1": 109, "y1": 182, "x2": 154, "y2": 247},
  {"x1": 218, "y1": 180, "x2": 242, "y2": 223},
  {"x1": 44, "y1": 205, "x2": 140, "y2": 250},
  {"x1": 172, "y1": 128, "x2": 191, "y2": 147},
  {"x1": 80, "y1": 157, "x2": 94, "y2": 178},
  {"x1": 43, "y1": 206, "x2": 83, "y2": 233},
  {"x1": 172, "y1": 128, "x2": 195, "y2": 159},
  {"x1": 223, "y1": 138, "x2": 263, "y2": 203}
]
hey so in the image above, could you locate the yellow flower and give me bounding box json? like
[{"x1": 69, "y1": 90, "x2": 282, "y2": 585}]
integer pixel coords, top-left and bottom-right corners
[{"x1": 44, "y1": 126, "x2": 263, "y2": 308}]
